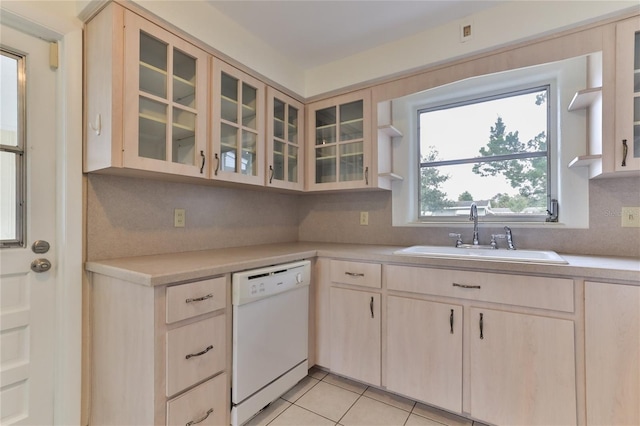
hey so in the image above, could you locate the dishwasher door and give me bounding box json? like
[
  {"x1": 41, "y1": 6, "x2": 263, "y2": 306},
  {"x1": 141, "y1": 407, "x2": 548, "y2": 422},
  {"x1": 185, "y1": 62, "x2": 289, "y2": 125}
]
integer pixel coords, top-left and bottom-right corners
[{"x1": 232, "y1": 284, "x2": 309, "y2": 404}]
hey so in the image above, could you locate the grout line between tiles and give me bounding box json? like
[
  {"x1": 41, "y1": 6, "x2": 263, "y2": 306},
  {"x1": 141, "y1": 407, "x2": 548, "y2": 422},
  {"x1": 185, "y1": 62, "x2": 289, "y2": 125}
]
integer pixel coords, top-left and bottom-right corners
[{"x1": 335, "y1": 391, "x2": 365, "y2": 426}]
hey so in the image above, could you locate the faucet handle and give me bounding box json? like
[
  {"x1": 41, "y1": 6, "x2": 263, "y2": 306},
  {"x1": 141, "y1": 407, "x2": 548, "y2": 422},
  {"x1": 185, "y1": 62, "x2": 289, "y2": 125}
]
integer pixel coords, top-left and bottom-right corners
[
  {"x1": 503, "y1": 226, "x2": 516, "y2": 250},
  {"x1": 490, "y1": 234, "x2": 506, "y2": 249},
  {"x1": 448, "y1": 233, "x2": 463, "y2": 247}
]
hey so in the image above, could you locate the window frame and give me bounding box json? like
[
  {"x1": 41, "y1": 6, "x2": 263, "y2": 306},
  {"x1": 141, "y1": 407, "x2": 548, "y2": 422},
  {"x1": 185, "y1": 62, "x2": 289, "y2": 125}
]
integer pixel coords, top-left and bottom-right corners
[
  {"x1": 390, "y1": 54, "x2": 591, "y2": 229},
  {"x1": 416, "y1": 85, "x2": 553, "y2": 223},
  {"x1": 1, "y1": 48, "x2": 26, "y2": 248}
]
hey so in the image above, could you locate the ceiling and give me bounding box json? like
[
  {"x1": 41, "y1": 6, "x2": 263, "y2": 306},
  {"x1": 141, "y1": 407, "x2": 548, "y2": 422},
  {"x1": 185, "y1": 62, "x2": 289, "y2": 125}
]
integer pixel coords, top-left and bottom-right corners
[{"x1": 206, "y1": 1, "x2": 502, "y2": 69}]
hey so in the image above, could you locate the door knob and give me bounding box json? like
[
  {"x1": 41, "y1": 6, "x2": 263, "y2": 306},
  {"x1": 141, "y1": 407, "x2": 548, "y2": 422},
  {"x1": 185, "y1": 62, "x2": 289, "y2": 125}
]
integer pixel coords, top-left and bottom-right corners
[{"x1": 31, "y1": 258, "x2": 52, "y2": 273}]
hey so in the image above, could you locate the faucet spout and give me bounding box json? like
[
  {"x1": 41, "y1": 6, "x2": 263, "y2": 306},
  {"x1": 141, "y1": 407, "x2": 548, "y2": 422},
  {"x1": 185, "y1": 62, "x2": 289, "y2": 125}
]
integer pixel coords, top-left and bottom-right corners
[{"x1": 469, "y1": 202, "x2": 479, "y2": 245}]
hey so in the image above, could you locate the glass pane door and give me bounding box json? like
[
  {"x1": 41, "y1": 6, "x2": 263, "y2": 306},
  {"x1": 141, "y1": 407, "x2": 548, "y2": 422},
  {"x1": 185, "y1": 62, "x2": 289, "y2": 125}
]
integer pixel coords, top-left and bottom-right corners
[{"x1": 270, "y1": 95, "x2": 300, "y2": 185}]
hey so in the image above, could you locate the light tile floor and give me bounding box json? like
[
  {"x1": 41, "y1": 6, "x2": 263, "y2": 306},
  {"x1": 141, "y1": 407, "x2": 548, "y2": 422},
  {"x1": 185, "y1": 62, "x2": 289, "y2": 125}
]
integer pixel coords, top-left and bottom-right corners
[{"x1": 245, "y1": 368, "x2": 486, "y2": 426}]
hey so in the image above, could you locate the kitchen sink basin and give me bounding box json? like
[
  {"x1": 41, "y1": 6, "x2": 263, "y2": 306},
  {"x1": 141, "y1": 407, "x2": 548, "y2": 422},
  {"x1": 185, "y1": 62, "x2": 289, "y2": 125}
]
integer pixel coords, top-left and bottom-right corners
[{"x1": 394, "y1": 245, "x2": 568, "y2": 264}]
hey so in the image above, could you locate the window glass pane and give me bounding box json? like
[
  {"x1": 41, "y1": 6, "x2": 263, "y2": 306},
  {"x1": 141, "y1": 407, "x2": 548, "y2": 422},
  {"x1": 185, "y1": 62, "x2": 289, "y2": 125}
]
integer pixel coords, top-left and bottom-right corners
[
  {"x1": 419, "y1": 87, "x2": 549, "y2": 220},
  {"x1": 288, "y1": 106, "x2": 298, "y2": 144},
  {"x1": 1, "y1": 55, "x2": 18, "y2": 147},
  {"x1": 273, "y1": 140, "x2": 284, "y2": 181},
  {"x1": 138, "y1": 97, "x2": 167, "y2": 160},
  {"x1": 288, "y1": 145, "x2": 298, "y2": 183},
  {"x1": 420, "y1": 159, "x2": 548, "y2": 217},
  {"x1": 1, "y1": 151, "x2": 17, "y2": 240},
  {"x1": 221, "y1": 72, "x2": 238, "y2": 123},
  {"x1": 173, "y1": 49, "x2": 196, "y2": 108},
  {"x1": 273, "y1": 98, "x2": 285, "y2": 139},
  {"x1": 1, "y1": 51, "x2": 23, "y2": 245},
  {"x1": 420, "y1": 90, "x2": 547, "y2": 162},
  {"x1": 316, "y1": 106, "x2": 336, "y2": 145}
]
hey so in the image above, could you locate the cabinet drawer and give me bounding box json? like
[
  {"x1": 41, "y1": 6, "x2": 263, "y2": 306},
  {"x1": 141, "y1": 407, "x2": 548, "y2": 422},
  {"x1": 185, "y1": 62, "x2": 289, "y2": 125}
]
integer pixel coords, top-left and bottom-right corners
[
  {"x1": 167, "y1": 373, "x2": 227, "y2": 426},
  {"x1": 330, "y1": 260, "x2": 381, "y2": 288},
  {"x1": 386, "y1": 265, "x2": 574, "y2": 312},
  {"x1": 166, "y1": 315, "x2": 226, "y2": 396},
  {"x1": 166, "y1": 277, "x2": 226, "y2": 324}
]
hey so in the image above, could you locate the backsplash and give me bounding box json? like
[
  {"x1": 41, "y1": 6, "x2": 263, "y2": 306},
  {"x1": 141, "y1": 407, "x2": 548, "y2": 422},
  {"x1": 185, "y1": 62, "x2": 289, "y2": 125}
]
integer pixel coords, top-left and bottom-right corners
[
  {"x1": 87, "y1": 174, "x2": 640, "y2": 260},
  {"x1": 298, "y1": 176, "x2": 640, "y2": 258},
  {"x1": 86, "y1": 174, "x2": 299, "y2": 260}
]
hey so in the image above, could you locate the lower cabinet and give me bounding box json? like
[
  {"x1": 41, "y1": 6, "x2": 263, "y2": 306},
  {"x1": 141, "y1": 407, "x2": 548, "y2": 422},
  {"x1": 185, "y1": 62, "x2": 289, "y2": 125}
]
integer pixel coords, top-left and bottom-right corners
[
  {"x1": 89, "y1": 274, "x2": 229, "y2": 425},
  {"x1": 330, "y1": 287, "x2": 381, "y2": 386},
  {"x1": 384, "y1": 264, "x2": 578, "y2": 426},
  {"x1": 468, "y1": 308, "x2": 577, "y2": 426},
  {"x1": 386, "y1": 296, "x2": 463, "y2": 413},
  {"x1": 585, "y1": 281, "x2": 640, "y2": 425}
]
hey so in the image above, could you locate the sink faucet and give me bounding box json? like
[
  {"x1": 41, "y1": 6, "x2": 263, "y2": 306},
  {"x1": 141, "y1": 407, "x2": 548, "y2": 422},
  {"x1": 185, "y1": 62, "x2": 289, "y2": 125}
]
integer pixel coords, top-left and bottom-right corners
[{"x1": 469, "y1": 202, "x2": 479, "y2": 245}]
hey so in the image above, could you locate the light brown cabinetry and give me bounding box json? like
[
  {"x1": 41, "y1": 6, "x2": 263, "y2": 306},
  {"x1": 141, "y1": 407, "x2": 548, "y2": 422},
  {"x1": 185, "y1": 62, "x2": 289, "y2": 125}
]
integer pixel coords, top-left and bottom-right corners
[
  {"x1": 306, "y1": 90, "x2": 372, "y2": 190},
  {"x1": 385, "y1": 265, "x2": 577, "y2": 425},
  {"x1": 314, "y1": 259, "x2": 382, "y2": 385},
  {"x1": 211, "y1": 58, "x2": 266, "y2": 186},
  {"x1": 330, "y1": 287, "x2": 381, "y2": 386},
  {"x1": 85, "y1": 3, "x2": 209, "y2": 178},
  {"x1": 615, "y1": 17, "x2": 640, "y2": 171},
  {"x1": 266, "y1": 88, "x2": 305, "y2": 190},
  {"x1": 386, "y1": 296, "x2": 463, "y2": 413},
  {"x1": 585, "y1": 281, "x2": 640, "y2": 425},
  {"x1": 469, "y1": 308, "x2": 576, "y2": 426},
  {"x1": 89, "y1": 274, "x2": 229, "y2": 425}
]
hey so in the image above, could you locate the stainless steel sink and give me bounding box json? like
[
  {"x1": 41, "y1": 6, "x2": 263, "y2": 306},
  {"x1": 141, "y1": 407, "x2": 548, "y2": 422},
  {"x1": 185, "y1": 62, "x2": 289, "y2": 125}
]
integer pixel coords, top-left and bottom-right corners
[{"x1": 394, "y1": 245, "x2": 568, "y2": 264}]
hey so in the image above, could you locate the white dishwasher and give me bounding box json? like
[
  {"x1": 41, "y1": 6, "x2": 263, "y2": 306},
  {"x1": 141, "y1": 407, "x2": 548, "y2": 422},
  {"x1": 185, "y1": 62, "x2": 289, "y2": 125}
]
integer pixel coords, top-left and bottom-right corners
[{"x1": 231, "y1": 260, "x2": 311, "y2": 426}]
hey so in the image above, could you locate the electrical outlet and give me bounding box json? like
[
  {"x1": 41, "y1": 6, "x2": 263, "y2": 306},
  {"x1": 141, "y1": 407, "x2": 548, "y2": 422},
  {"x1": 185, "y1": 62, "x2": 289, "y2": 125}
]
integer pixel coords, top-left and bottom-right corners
[
  {"x1": 174, "y1": 208, "x2": 186, "y2": 228},
  {"x1": 621, "y1": 207, "x2": 640, "y2": 228},
  {"x1": 360, "y1": 211, "x2": 369, "y2": 226}
]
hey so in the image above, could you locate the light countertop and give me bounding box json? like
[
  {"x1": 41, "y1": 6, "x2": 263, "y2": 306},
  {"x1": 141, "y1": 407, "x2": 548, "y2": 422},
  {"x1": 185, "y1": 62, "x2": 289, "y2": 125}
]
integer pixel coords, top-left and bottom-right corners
[{"x1": 85, "y1": 242, "x2": 640, "y2": 287}]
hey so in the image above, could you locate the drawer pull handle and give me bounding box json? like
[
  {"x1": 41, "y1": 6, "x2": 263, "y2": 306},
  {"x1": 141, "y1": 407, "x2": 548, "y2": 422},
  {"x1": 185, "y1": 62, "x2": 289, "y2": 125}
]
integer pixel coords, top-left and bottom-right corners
[
  {"x1": 453, "y1": 283, "x2": 481, "y2": 289},
  {"x1": 450, "y1": 309, "x2": 454, "y2": 334},
  {"x1": 185, "y1": 294, "x2": 213, "y2": 303},
  {"x1": 186, "y1": 408, "x2": 214, "y2": 426},
  {"x1": 622, "y1": 139, "x2": 628, "y2": 167},
  {"x1": 185, "y1": 345, "x2": 213, "y2": 360},
  {"x1": 479, "y1": 313, "x2": 484, "y2": 340},
  {"x1": 345, "y1": 272, "x2": 365, "y2": 277},
  {"x1": 199, "y1": 150, "x2": 205, "y2": 174}
]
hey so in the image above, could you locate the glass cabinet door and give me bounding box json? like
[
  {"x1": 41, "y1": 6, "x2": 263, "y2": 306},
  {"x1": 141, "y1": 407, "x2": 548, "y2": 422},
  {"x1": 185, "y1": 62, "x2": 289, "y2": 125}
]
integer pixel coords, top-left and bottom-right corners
[
  {"x1": 616, "y1": 18, "x2": 640, "y2": 171},
  {"x1": 266, "y1": 88, "x2": 304, "y2": 190},
  {"x1": 124, "y1": 11, "x2": 208, "y2": 177},
  {"x1": 310, "y1": 91, "x2": 370, "y2": 188},
  {"x1": 212, "y1": 59, "x2": 265, "y2": 185}
]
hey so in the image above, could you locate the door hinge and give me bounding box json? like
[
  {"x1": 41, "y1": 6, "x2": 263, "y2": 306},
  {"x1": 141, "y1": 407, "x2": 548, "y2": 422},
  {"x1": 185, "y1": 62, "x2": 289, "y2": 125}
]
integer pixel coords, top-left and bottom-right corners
[{"x1": 49, "y1": 41, "x2": 58, "y2": 70}]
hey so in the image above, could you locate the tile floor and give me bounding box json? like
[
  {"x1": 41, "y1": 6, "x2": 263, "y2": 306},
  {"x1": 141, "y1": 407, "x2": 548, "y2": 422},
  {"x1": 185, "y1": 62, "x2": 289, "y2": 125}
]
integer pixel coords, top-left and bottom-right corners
[{"x1": 245, "y1": 368, "x2": 486, "y2": 426}]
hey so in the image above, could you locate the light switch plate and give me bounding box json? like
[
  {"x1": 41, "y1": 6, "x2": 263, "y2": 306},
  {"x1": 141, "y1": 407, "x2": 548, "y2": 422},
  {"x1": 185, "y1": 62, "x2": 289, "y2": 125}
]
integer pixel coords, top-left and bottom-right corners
[
  {"x1": 621, "y1": 207, "x2": 640, "y2": 227},
  {"x1": 174, "y1": 208, "x2": 186, "y2": 227}
]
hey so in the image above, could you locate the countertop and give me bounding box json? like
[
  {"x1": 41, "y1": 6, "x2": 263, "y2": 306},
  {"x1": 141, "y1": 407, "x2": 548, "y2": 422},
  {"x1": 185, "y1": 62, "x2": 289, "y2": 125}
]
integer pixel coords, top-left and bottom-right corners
[{"x1": 85, "y1": 242, "x2": 640, "y2": 286}]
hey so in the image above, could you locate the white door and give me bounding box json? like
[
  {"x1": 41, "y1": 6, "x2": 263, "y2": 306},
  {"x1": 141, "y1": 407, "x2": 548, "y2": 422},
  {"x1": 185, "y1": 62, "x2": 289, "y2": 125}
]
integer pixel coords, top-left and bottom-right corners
[{"x1": 1, "y1": 24, "x2": 57, "y2": 425}]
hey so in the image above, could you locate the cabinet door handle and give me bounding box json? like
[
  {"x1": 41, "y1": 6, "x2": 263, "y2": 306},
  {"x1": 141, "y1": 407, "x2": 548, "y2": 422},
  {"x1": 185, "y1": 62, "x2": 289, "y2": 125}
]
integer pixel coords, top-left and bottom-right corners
[
  {"x1": 345, "y1": 272, "x2": 364, "y2": 278},
  {"x1": 185, "y1": 293, "x2": 213, "y2": 303},
  {"x1": 450, "y1": 309, "x2": 454, "y2": 334},
  {"x1": 365, "y1": 166, "x2": 369, "y2": 185},
  {"x1": 214, "y1": 153, "x2": 220, "y2": 176},
  {"x1": 269, "y1": 165, "x2": 274, "y2": 184},
  {"x1": 453, "y1": 283, "x2": 481, "y2": 289},
  {"x1": 622, "y1": 139, "x2": 628, "y2": 167},
  {"x1": 479, "y1": 313, "x2": 484, "y2": 340},
  {"x1": 186, "y1": 408, "x2": 214, "y2": 426},
  {"x1": 185, "y1": 345, "x2": 213, "y2": 360},
  {"x1": 370, "y1": 296, "x2": 374, "y2": 318},
  {"x1": 200, "y1": 150, "x2": 205, "y2": 174}
]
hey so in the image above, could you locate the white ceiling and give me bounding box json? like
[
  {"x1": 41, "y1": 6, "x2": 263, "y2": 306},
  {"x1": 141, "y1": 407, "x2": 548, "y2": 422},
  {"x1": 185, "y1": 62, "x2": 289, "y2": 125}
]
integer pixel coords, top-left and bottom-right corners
[{"x1": 206, "y1": 1, "x2": 502, "y2": 69}]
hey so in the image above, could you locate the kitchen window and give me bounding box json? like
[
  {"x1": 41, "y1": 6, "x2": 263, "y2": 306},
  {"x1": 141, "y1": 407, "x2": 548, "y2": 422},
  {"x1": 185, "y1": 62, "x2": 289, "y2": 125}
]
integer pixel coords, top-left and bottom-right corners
[
  {"x1": 418, "y1": 86, "x2": 551, "y2": 221},
  {"x1": 1, "y1": 49, "x2": 25, "y2": 247},
  {"x1": 390, "y1": 55, "x2": 591, "y2": 228}
]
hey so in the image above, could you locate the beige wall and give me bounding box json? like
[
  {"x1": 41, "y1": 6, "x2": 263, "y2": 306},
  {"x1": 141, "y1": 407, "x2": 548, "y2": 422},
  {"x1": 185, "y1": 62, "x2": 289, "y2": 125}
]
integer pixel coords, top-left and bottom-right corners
[{"x1": 87, "y1": 173, "x2": 639, "y2": 260}]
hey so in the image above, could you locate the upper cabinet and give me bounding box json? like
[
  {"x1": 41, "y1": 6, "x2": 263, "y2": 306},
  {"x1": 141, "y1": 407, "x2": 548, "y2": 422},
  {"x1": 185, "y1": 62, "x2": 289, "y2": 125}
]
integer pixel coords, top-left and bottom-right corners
[
  {"x1": 211, "y1": 59, "x2": 266, "y2": 186},
  {"x1": 266, "y1": 88, "x2": 305, "y2": 191},
  {"x1": 85, "y1": 4, "x2": 209, "y2": 178},
  {"x1": 615, "y1": 17, "x2": 640, "y2": 171},
  {"x1": 306, "y1": 90, "x2": 372, "y2": 191}
]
